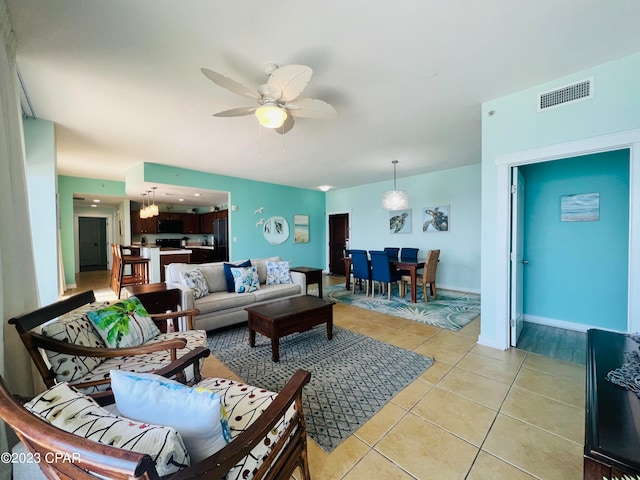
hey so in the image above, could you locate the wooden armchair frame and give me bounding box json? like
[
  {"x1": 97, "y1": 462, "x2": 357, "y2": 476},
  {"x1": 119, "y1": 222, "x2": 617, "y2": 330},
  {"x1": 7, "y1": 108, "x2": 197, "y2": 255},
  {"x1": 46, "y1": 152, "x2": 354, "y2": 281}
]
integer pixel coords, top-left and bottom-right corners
[
  {"x1": 0, "y1": 346, "x2": 312, "y2": 480},
  {"x1": 9, "y1": 290, "x2": 200, "y2": 391}
]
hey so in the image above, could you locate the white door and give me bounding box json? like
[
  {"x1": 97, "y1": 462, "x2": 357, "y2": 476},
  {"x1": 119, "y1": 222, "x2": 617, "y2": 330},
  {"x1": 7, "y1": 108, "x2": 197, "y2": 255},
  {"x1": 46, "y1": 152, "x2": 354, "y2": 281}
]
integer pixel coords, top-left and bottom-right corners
[{"x1": 510, "y1": 167, "x2": 525, "y2": 346}]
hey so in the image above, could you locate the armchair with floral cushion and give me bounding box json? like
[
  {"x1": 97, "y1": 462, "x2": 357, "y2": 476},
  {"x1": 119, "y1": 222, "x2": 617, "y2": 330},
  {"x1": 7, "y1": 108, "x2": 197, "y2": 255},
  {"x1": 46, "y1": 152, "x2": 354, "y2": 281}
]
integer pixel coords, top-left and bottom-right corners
[{"x1": 9, "y1": 289, "x2": 205, "y2": 394}]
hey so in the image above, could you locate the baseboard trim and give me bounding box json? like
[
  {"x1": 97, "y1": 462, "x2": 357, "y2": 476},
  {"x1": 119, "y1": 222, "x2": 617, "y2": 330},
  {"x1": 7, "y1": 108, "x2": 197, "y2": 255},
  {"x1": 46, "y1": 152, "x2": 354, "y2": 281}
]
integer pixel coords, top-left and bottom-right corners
[
  {"x1": 477, "y1": 335, "x2": 507, "y2": 350},
  {"x1": 524, "y1": 314, "x2": 593, "y2": 333}
]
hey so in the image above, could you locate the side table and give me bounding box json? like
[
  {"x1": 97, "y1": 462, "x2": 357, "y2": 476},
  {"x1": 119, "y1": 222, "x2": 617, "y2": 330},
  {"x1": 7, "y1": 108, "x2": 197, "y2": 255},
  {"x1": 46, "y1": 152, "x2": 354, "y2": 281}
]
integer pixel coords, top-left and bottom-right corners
[
  {"x1": 123, "y1": 282, "x2": 184, "y2": 332},
  {"x1": 290, "y1": 267, "x2": 324, "y2": 298}
]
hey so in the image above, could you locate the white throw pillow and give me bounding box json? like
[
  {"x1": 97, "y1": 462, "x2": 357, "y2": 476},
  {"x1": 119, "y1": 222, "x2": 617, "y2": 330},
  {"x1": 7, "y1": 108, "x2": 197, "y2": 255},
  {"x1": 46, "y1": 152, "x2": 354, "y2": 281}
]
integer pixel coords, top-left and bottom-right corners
[
  {"x1": 180, "y1": 268, "x2": 210, "y2": 299},
  {"x1": 230, "y1": 266, "x2": 260, "y2": 293},
  {"x1": 25, "y1": 382, "x2": 189, "y2": 476},
  {"x1": 266, "y1": 260, "x2": 292, "y2": 285},
  {"x1": 110, "y1": 370, "x2": 232, "y2": 463}
]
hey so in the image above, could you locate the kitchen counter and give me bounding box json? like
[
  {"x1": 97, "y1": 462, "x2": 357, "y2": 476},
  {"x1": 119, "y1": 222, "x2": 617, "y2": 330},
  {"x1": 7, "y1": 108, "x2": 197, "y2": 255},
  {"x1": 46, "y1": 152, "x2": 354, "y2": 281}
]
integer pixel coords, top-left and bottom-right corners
[{"x1": 159, "y1": 248, "x2": 193, "y2": 255}]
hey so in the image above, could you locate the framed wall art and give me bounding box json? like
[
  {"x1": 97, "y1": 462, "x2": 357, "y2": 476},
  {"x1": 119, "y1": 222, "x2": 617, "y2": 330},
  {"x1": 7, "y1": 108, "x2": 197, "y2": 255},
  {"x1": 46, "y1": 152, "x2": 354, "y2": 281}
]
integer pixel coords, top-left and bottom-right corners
[
  {"x1": 423, "y1": 205, "x2": 449, "y2": 232},
  {"x1": 389, "y1": 209, "x2": 411, "y2": 234},
  {"x1": 560, "y1": 193, "x2": 599, "y2": 222},
  {"x1": 293, "y1": 214, "x2": 309, "y2": 243}
]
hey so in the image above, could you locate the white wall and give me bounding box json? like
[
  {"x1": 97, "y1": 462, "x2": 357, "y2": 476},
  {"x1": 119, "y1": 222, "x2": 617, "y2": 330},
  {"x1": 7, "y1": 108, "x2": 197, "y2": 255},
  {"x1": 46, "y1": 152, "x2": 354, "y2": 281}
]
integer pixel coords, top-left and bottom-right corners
[
  {"x1": 326, "y1": 164, "x2": 481, "y2": 292},
  {"x1": 24, "y1": 118, "x2": 59, "y2": 305}
]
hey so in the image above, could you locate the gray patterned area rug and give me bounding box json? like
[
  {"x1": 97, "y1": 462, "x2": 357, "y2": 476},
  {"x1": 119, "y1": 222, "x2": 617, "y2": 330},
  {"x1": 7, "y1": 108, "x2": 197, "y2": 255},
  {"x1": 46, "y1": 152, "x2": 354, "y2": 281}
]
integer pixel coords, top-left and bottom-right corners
[{"x1": 207, "y1": 325, "x2": 433, "y2": 452}]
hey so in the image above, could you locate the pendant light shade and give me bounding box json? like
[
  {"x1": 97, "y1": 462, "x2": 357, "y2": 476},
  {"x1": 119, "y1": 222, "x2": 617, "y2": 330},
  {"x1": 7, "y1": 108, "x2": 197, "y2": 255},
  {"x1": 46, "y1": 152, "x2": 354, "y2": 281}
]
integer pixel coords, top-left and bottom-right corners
[
  {"x1": 382, "y1": 160, "x2": 409, "y2": 210},
  {"x1": 255, "y1": 104, "x2": 287, "y2": 129}
]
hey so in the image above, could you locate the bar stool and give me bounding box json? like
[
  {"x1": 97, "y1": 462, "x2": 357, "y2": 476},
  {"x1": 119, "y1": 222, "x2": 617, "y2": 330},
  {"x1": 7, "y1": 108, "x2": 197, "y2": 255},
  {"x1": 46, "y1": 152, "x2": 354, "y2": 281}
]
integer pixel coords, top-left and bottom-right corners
[{"x1": 114, "y1": 244, "x2": 150, "y2": 298}]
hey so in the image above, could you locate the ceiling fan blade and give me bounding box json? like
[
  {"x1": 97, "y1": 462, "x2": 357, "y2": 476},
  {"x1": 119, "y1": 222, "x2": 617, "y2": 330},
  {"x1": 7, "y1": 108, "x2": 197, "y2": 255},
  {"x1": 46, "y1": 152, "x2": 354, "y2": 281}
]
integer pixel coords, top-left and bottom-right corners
[
  {"x1": 286, "y1": 98, "x2": 337, "y2": 119},
  {"x1": 267, "y1": 65, "x2": 312, "y2": 102},
  {"x1": 213, "y1": 106, "x2": 257, "y2": 117},
  {"x1": 275, "y1": 114, "x2": 295, "y2": 134},
  {"x1": 201, "y1": 68, "x2": 261, "y2": 101}
]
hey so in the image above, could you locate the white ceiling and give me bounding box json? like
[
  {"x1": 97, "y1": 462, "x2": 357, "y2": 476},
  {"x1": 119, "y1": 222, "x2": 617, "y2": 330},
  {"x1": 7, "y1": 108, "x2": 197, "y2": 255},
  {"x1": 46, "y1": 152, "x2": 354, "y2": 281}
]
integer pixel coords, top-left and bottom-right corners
[{"x1": 7, "y1": 0, "x2": 640, "y2": 200}]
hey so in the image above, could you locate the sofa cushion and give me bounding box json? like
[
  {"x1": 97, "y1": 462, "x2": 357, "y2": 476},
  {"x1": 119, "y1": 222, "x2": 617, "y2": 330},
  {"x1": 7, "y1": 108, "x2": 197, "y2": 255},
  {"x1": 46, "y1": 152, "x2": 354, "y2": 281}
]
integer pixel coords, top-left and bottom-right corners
[
  {"x1": 180, "y1": 268, "x2": 209, "y2": 299},
  {"x1": 195, "y1": 377, "x2": 296, "y2": 480},
  {"x1": 194, "y1": 290, "x2": 256, "y2": 314},
  {"x1": 111, "y1": 370, "x2": 232, "y2": 463},
  {"x1": 252, "y1": 283, "x2": 302, "y2": 303},
  {"x1": 87, "y1": 296, "x2": 161, "y2": 348},
  {"x1": 266, "y1": 260, "x2": 292, "y2": 285},
  {"x1": 223, "y1": 260, "x2": 251, "y2": 292},
  {"x1": 231, "y1": 266, "x2": 260, "y2": 293},
  {"x1": 75, "y1": 329, "x2": 208, "y2": 394},
  {"x1": 251, "y1": 256, "x2": 281, "y2": 284},
  {"x1": 24, "y1": 382, "x2": 189, "y2": 476},
  {"x1": 40, "y1": 302, "x2": 109, "y2": 383}
]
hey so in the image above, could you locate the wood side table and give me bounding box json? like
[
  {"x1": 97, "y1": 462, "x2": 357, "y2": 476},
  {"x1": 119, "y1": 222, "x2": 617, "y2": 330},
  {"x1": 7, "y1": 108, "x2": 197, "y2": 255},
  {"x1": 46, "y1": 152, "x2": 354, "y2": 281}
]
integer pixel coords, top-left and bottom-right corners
[
  {"x1": 123, "y1": 283, "x2": 183, "y2": 332},
  {"x1": 290, "y1": 266, "x2": 323, "y2": 298}
]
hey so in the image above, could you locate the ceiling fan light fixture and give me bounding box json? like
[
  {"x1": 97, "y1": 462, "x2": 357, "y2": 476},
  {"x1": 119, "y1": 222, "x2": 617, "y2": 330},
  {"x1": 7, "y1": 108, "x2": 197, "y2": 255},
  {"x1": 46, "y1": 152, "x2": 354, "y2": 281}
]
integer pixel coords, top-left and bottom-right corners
[
  {"x1": 255, "y1": 103, "x2": 287, "y2": 129},
  {"x1": 382, "y1": 160, "x2": 409, "y2": 210}
]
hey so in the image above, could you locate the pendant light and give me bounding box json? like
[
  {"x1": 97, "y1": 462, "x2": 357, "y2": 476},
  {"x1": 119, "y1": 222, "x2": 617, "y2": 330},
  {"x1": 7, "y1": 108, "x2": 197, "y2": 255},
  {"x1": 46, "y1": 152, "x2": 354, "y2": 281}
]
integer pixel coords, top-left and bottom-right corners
[
  {"x1": 381, "y1": 160, "x2": 409, "y2": 210},
  {"x1": 139, "y1": 193, "x2": 148, "y2": 219},
  {"x1": 149, "y1": 187, "x2": 159, "y2": 217}
]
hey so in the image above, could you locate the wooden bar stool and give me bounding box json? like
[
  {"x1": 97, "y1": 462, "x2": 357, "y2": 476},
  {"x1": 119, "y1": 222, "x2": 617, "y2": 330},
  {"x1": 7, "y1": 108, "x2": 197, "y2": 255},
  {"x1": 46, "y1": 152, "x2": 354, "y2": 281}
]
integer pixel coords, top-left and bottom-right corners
[{"x1": 114, "y1": 244, "x2": 150, "y2": 298}]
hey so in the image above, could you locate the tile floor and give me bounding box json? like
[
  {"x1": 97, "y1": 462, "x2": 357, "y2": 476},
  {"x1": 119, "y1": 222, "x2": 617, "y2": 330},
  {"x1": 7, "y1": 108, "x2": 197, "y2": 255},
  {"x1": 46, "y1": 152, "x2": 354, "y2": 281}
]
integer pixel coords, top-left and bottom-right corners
[{"x1": 66, "y1": 271, "x2": 586, "y2": 480}]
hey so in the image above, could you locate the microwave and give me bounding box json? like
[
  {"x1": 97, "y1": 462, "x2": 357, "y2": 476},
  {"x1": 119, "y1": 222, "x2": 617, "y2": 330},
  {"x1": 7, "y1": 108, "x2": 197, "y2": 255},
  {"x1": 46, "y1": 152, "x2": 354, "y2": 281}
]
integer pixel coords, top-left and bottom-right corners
[{"x1": 157, "y1": 219, "x2": 184, "y2": 234}]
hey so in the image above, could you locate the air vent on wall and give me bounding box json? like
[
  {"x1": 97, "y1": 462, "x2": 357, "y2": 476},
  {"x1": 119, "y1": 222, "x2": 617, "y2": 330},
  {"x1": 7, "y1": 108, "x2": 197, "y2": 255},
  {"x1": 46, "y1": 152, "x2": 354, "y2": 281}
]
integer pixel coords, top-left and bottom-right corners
[{"x1": 537, "y1": 77, "x2": 594, "y2": 112}]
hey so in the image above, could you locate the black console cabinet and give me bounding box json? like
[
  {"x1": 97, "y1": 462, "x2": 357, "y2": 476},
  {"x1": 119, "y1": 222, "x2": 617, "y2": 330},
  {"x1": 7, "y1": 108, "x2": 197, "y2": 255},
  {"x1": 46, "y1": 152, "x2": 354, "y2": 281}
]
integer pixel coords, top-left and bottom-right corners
[{"x1": 584, "y1": 329, "x2": 640, "y2": 479}]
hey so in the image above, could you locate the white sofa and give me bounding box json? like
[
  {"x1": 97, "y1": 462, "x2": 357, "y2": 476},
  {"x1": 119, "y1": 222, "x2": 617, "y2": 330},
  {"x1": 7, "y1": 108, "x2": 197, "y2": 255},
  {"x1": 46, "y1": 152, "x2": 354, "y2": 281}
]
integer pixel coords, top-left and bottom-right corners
[{"x1": 165, "y1": 256, "x2": 306, "y2": 331}]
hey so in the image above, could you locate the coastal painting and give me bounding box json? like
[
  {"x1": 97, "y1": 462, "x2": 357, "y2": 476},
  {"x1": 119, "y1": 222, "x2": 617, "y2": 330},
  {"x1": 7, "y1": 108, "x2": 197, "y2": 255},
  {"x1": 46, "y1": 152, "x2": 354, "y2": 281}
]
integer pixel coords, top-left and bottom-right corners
[
  {"x1": 423, "y1": 205, "x2": 449, "y2": 232},
  {"x1": 560, "y1": 193, "x2": 600, "y2": 222},
  {"x1": 294, "y1": 214, "x2": 309, "y2": 243}
]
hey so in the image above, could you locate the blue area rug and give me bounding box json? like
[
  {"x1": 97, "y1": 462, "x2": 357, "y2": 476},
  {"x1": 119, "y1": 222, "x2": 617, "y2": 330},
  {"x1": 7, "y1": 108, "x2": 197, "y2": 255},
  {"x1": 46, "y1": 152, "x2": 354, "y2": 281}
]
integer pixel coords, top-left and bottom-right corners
[
  {"x1": 207, "y1": 325, "x2": 433, "y2": 452},
  {"x1": 325, "y1": 283, "x2": 481, "y2": 331}
]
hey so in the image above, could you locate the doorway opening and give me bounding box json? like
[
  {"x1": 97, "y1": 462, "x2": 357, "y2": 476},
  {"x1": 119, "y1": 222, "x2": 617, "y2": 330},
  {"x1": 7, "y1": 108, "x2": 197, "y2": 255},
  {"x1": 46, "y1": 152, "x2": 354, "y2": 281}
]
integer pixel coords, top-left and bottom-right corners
[{"x1": 328, "y1": 213, "x2": 349, "y2": 275}]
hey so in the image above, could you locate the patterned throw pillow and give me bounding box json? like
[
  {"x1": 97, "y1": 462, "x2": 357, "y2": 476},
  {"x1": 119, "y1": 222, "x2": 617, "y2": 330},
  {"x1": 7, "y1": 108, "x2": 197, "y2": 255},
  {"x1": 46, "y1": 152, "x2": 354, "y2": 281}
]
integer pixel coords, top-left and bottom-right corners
[
  {"x1": 111, "y1": 370, "x2": 231, "y2": 463},
  {"x1": 180, "y1": 269, "x2": 210, "y2": 299},
  {"x1": 230, "y1": 266, "x2": 260, "y2": 294},
  {"x1": 24, "y1": 382, "x2": 189, "y2": 476},
  {"x1": 40, "y1": 302, "x2": 109, "y2": 382},
  {"x1": 86, "y1": 296, "x2": 161, "y2": 348},
  {"x1": 223, "y1": 260, "x2": 251, "y2": 292},
  {"x1": 266, "y1": 260, "x2": 292, "y2": 285}
]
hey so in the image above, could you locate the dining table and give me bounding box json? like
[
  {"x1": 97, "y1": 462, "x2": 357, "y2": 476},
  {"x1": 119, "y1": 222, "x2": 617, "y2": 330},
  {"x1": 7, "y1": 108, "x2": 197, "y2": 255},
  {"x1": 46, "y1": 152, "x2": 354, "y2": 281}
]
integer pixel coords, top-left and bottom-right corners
[{"x1": 343, "y1": 256, "x2": 425, "y2": 303}]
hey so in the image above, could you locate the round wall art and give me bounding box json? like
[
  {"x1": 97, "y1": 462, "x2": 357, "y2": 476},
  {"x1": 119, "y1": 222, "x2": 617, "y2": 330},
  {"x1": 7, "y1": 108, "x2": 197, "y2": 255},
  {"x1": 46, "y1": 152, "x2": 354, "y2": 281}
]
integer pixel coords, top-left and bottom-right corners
[{"x1": 263, "y1": 216, "x2": 289, "y2": 245}]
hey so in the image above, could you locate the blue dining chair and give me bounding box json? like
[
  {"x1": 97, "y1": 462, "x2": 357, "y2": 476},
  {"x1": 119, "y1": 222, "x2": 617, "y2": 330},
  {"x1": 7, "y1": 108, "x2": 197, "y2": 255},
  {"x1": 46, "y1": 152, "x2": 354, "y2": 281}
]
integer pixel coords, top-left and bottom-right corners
[
  {"x1": 400, "y1": 248, "x2": 419, "y2": 262},
  {"x1": 369, "y1": 250, "x2": 402, "y2": 300},
  {"x1": 383, "y1": 247, "x2": 399, "y2": 262},
  {"x1": 350, "y1": 249, "x2": 371, "y2": 295}
]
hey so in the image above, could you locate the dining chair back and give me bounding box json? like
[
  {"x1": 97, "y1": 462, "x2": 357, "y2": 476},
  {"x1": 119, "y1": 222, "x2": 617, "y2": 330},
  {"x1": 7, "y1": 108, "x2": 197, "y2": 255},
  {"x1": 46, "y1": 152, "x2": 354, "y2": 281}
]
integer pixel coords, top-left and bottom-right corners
[
  {"x1": 350, "y1": 250, "x2": 371, "y2": 296},
  {"x1": 383, "y1": 247, "x2": 400, "y2": 261},
  {"x1": 369, "y1": 250, "x2": 401, "y2": 300},
  {"x1": 400, "y1": 248, "x2": 419, "y2": 262},
  {"x1": 399, "y1": 249, "x2": 440, "y2": 302}
]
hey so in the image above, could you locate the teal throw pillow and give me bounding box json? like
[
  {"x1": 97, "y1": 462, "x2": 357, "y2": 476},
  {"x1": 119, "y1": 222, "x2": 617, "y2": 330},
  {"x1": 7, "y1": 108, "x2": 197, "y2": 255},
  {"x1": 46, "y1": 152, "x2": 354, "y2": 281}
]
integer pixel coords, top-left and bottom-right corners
[
  {"x1": 223, "y1": 260, "x2": 251, "y2": 292},
  {"x1": 230, "y1": 266, "x2": 260, "y2": 293},
  {"x1": 86, "y1": 296, "x2": 161, "y2": 348},
  {"x1": 180, "y1": 269, "x2": 209, "y2": 299}
]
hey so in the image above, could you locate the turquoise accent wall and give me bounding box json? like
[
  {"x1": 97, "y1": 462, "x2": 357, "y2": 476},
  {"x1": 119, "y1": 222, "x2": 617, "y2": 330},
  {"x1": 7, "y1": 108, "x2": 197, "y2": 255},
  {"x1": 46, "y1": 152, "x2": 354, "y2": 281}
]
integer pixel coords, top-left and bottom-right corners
[
  {"x1": 520, "y1": 150, "x2": 629, "y2": 330},
  {"x1": 481, "y1": 52, "x2": 640, "y2": 345},
  {"x1": 327, "y1": 164, "x2": 481, "y2": 292},
  {"x1": 139, "y1": 163, "x2": 326, "y2": 267},
  {"x1": 58, "y1": 176, "x2": 127, "y2": 285},
  {"x1": 23, "y1": 118, "x2": 58, "y2": 305}
]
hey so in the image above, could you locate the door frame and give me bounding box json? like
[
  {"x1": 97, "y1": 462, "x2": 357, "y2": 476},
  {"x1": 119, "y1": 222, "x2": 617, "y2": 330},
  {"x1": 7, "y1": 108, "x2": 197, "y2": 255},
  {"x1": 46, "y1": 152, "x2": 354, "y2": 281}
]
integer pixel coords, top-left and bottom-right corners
[
  {"x1": 326, "y1": 210, "x2": 351, "y2": 272},
  {"x1": 491, "y1": 128, "x2": 640, "y2": 350}
]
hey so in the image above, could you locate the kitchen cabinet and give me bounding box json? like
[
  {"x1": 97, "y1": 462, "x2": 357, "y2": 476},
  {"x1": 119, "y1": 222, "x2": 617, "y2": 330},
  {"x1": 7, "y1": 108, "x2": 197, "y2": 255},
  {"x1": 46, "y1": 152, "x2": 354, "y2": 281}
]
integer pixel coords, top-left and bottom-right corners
[
  {"x1": 131, "y1": 212, "x2": 157, "y2": 234},
  {"x1": 189, "y1": 247, "x2": 214, "y2": 264},
  {"x1": 199, "y1": 212, "x2": 215, "y2": 234},
  {"x1": 182, "y1": 213, "x2": 200, "y2": 234},
  {"x1": 159, "y1": 252, "x2": 190, "y2": 281}
]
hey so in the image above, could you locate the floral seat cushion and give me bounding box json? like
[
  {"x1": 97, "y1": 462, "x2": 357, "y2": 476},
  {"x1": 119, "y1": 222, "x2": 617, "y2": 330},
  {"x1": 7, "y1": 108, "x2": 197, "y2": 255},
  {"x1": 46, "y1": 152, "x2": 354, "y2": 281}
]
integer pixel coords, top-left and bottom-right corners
[
  {"x1": 76, "y1": 329, "x2": 208, "y2": 394},
  {"x1": 195, "y1": 377, "x2": 296, "y2": 480}
]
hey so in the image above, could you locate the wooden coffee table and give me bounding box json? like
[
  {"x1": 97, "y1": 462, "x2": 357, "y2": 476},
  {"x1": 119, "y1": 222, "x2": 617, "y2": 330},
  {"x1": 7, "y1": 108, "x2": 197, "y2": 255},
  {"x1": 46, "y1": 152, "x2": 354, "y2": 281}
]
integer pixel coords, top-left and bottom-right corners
[{"x1": 245, "y1": 295, "x2": 335, "y2": 362}]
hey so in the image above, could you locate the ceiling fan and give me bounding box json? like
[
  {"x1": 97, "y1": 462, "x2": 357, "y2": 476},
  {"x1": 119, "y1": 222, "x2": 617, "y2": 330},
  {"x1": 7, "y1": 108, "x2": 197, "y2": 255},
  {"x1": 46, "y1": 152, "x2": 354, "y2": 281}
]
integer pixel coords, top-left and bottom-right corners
[{"x1": 201, "y1": 63, "x2": 337, "y2": 134}]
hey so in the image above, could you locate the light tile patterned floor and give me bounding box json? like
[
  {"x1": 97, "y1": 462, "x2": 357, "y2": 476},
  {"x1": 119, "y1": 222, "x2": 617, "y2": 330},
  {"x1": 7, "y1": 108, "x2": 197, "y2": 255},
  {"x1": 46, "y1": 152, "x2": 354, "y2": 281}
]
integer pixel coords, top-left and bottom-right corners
[{"x1": 67, "y1": 271, "x2": 586, "y2": 480}]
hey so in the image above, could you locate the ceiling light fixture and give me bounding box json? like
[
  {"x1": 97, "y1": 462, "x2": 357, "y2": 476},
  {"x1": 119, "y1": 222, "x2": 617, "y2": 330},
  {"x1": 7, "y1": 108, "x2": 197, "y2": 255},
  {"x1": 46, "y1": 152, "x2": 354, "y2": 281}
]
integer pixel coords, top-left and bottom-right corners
[
  {"x1": 149, "y1": 187, "x2": 159, "y2": 217},
  {"x1": 382, "y1": 160, "x2": 409, "y2": 210},
  {"x1": 255, "y1": 103, "x2": 288, "y2": 129},
  {"x1": 318, "y1": 185, "x2": 332, "y2": 192},
  {"x1": 139, "y1": 193, "x2": 149, "y2": 219}
]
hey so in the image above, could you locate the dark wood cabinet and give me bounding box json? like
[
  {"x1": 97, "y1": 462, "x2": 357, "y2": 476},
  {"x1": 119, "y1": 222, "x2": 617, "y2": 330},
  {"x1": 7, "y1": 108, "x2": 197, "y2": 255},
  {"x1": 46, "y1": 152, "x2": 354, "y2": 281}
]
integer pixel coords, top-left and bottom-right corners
[
  {"x1": 199, "y1": 212, "x2": 215, "y2": 234},
  {"x1": 182, "y1": 214, "x2": 200, "y2": 234},
  {"x1": 584, "y1": 329, "x2": 640, "y2": 479},
  {"x1": 189, "y1": 248, "x2": 214, "y2": 264},
  {"x1": 131, "y1": 212, "x2": 157, "y2": 234},
  {"x1": 159, "y1": 253, "x2": 190, "y2": 281}
]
